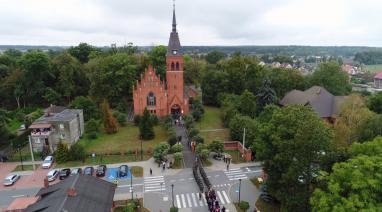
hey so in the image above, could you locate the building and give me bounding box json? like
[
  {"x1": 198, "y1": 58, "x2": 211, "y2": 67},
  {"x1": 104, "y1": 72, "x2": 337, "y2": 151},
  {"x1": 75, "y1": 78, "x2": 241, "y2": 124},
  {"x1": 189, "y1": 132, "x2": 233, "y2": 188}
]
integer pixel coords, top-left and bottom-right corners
[
  {"x1": 133, "y1": 5, "x2": 189, "y2": 117},
  {"x1": 374, "y1": 72, "x2": 382, "y2": 89},
  {"x1": 280, "y1": 86, "x2": 347, "y2": 124},
  {"x1": 29, "y1": 105, "x2": 84, "y2": 153},
  {"x1": 25, "y1": 175, "x2": 116, "y2": 212},
  {"x1": 4, "y1": 197, "x2": 39, "y2": 212}
]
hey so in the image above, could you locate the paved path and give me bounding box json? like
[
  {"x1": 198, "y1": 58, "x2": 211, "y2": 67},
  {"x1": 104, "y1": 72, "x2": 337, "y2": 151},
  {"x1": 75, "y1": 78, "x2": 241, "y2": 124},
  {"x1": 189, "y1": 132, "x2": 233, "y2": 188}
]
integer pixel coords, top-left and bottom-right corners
[{"x1": 174, "y1": 124, "x2": 195, "y2": 168}]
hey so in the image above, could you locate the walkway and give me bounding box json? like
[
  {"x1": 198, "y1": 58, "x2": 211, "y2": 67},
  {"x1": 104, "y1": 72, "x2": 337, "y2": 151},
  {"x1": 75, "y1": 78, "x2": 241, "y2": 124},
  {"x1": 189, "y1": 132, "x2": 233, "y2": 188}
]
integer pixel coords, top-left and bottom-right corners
[{"x1": 174, "y1": 123, "x2": 195, "y2": 168}]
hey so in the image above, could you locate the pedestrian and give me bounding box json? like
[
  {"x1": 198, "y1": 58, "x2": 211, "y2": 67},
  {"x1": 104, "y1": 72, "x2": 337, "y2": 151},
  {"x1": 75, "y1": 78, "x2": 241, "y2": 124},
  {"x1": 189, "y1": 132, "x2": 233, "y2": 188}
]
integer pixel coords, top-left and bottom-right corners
[
  {"x1": 227, "y1": 163, "x2": 229, "y2": 171},
  {"x1": 162, "y1": 162, "x2": 166, "y2": 171},
  {"x1": 223, "y1": 154, "x2": 226, "y2": 163},
  {"x1": 150, "y1": 168, "x2": 152, "y2": 176},
  {"x1": 221, "y1": 206, "x2": 226, "y2": 212},
  {"x1": 199, "y1": 192, "x2": 202, "y2": 200}
]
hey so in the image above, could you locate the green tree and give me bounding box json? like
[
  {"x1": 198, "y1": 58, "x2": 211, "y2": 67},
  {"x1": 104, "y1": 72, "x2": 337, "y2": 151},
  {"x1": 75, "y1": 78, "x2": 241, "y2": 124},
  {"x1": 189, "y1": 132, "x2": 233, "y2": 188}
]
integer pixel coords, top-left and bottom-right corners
[
  {"x1": 55, "y1": 141, "x2": 70, "y2": 163},
  {"x1": 255, "y1": 105, "x2": 333, "y2": 211},
  {"x1": 43, "y1": 87, "x2": 62, "y2": 105},
  {"x1": 268, "y1": 67, "x2": 306, "y2": 98},
  {"x1": 367, "y1": 92, "x2": 382, "y2": 114},
  {"x1": 69, "y1": 143, "x2": 86, "y2": 161},
  {"x1": 201, "y1": 70, "x2": 228, "y2": 106},
  {"x1": 311, "y1": 138, "x2": 382, "y2": 211},
  {"x1": 70, "y1": 96, "x2": 100, "y2": 121},
  {"x1": 358, "y1": 114, "x2": 382, "y2": 142},
  {"x1": 86, "y1": 118, "x2": 100, "y2": 139},
  {"x1": 68, "y1": 43, "x2": 99, "y2": 63},
  {"x1": 101, "y1": 99, "x2": 118, "y2": 134},
  {"x1": 173, "y1": 152, "x2": 183, "y2": 164},
  {"x1": 310, "y1": 62, "x2": 351, "y2": 96},
  {"x1": 139, "y1": 108, "x2": 155, "y2": 140},
  {"x1": 148, "y1": 45, "x2": 167, "y2": 79},
  {"x1": 171, "y1": 143, "x2": 183, "y2": 153},
  {"x1": 153, "y1": 142, "x2": 170, "y2": 162},
  {"x1": 238, "y1": 90, "x2": 257, "y2": 118},
  {"x1": 229, "y1": 114, "x2": 259, "y2": 148},
  {"x1": 208, "y1": 140, "x2": 224, "y2": 155},
  {"x1": 205, "y1": 51, "x2": 226, "y2": 64},
  {"x1": 257, "y1": 77, "x2": 277, "y2": 112}
]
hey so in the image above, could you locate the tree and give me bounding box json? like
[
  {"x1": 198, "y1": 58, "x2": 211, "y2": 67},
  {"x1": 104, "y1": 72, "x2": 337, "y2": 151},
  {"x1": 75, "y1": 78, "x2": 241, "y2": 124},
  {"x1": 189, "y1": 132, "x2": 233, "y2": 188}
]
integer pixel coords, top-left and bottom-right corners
[
  {"x1": 184, "y1": 55, "x2": 205, "y2": 85},
  {"x1": 70, "y1": 96, "x2": 100, "y2": 121},
  {"x1": 268, "y1": 67, "x2": 306, "y2": 98},
  {"x1": 208, "y1": 140, "x2": 224, "y2": 155},
  {"x1": 101, "y1": 99, "x2": 118, "y2": 134},
  {"x1": 239, "y1": 201, "x2": 250, "y2": 211},
  {"x1": 334, "y1": 94, "x2": 373, "y2": 148},
  {"x1": 358, "y1": 114, "x2": 382, "y2": 142},
  {"x1": 255, "y1": 105, "x2": 333, "y2": 211},
  {"x1": 310, "y1": 62, "x2": 351, "y2": 96},
  {"x1": 201, "y1": 70, "x2": 228, "y2": 106},
  {"x1": 171, "y1": 143, "x2": 183, "y2": 153},
  {"x1": 257, "y1": 77, "x2": 277, "y2": 112},
  {"x1": 69, "y1": 143, "x2": 86, "y2": 161},
  {"x1": 43, "y1": 88, "x2": 62, "y2": 105},
  {"x1": 229, "y1": 114, "x2": 259, "y2": 148},
  {"x1": 55, "y1": 141, "x2": 70, "y2": 163},
  {"x1": 68, "y1": 43, "x2": 99, "y2": 63},
  {"x1": 205, "y1": 51, "x2": 226, "y2": 64},
  {"x1": 238, "y1": 90, "x2": 257, "y2": 118},
  {"x1": 311, "y1": 137, "x2": 382, "y2": 211},
  {"x1": 86, "y1": 119, "x2": 100, "y2": 139},
  {"x1": 148, "y1": 45, "x2": 167, "y2": 79},
  {"x1": 173, "y1": 152, "x2": 183, "y2": 164},
  {"x1": 139, "y1": 108, "x2": 155, "y2": 140},
  {"x1": 367, "y1": 92, "x2": 382, "y2": 114},
  {"x1": 153, "y1": 142, "x2": 170, "y2": 162}
]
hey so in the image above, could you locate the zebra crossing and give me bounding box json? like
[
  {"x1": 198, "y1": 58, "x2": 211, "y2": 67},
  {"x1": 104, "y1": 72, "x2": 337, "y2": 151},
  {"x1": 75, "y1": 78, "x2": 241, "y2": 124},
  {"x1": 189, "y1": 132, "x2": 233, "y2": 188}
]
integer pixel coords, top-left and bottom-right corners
[
  {"x1": 224, "y1": 168, "x2": 248, "y2": 181},
  {"x1": 213, "y1": 183, "x2": 231, "y2": 188},
  {"x1": 144, "y1": 175, "x2": 166, "y2": 192},
  {"x1": 174, "y1": 190, "x2": 231, "y2": 209}
]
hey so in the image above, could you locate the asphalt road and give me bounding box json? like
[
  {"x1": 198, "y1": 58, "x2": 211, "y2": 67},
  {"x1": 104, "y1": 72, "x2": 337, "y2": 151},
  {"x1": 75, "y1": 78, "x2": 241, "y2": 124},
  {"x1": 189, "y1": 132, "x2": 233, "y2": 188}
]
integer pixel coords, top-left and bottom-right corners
[{"x1": 0, "y1": 187, "x2": 40, "y2": 209}]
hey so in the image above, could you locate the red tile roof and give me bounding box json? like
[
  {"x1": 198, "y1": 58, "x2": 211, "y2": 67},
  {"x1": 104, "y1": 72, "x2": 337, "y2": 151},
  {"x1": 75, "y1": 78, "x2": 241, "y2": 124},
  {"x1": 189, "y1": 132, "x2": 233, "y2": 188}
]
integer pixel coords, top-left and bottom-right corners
[
  {"x1": 5, "y1": 197, "x2": 39, "y2": 211},
  {"x1": 374, "y1": 72, "x2": 382, "y2": 79}
]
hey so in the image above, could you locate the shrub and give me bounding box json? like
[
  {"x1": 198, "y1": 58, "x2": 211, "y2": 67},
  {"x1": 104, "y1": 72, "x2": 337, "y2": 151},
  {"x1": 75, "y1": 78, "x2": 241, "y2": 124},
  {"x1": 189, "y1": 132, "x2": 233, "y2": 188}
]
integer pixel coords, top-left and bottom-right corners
[
  {"x1": 196, "y1": 144, "x2": 208, "y2": 155},
  {"x1": 208, "y1": 140, "x2": 224, "y2": 154},
  {"x1": 167, "y1": 134, "x2": 178, "y2": 146},
  {"x1": 153, "y1": 142, "x2": 170, "y2": 162},
  {"x1": 116, "y1": 113, "x2": 127, "y2": 126},
  {"x1": 173, "y1": 152, "x2": 183, "y2": 162},
  {"x1": 171, "y1": 144, "x2": 183, "y2": 153},
  {"x1": 69, "y1": 143, "x2": 86, "y2": 161},
  {"x1": 170, "y1": 207, "x2": 179, "y2": 212},
  {"x1": 134, "y1": 115, "x2": 141, "y2": 126},
  {"x1": 188, "y1": 128, "x2": 199, "y2": 139},
  {"x1": 239, "y1": 201, "x2": 250, "y2": 211},
  {"x1": 200, "y1": 149, "x2": 210, "y2": 160},
  {"x1": 139, "y1": 108, "x2": 154, "y2": 140},
  {"x1": 150, "y1": 114, "x2": 159, "y2": 125},
  {"x1": 194, "y1": 134, "x2": 204, "y2": 144}
]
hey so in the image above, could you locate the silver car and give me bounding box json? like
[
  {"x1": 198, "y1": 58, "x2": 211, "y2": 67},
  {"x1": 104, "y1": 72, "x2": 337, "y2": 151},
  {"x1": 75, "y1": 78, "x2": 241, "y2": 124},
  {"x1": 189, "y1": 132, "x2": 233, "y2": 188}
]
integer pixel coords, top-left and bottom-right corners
[
  {"x1": 3, "y1": 174, "x2": 20, "y2": 186},
  {"x1": 47, "y1": 170, "x2": 59, "y2": 182}
]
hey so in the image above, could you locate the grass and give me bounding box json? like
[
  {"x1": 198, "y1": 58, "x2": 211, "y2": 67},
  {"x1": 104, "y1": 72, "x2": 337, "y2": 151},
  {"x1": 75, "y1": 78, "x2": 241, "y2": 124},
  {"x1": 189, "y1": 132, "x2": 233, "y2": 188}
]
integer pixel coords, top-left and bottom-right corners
[
  {"x1": 172, "y1": 159, "x2": 183, "y2": 169},
  {"x1": 365, "y1": 64, "x2": 382, "y2": 73},
  {"x1": 130, "y1": 166, "x2": 143, "y2": 177},
  {"x1": 114, "y1": 199, "x2": 149, "y2": 212},
  {"x1": 78, "y1": 124, "x2": 168, "y2": 154},
  {"x1": 196, "y1": 106, "x2": 230, "y2": 144},
  {"x1": 224, "y1": 150, "x2": 246, "y2": 164},
  {"x1": 56, "y1": 154, "x2": 152, "y2": 168},
  {"x1": 234, "y1": 203, "x2": 248, "y2": 212},
  {"x1": 8, "y1": 146, "x2": 34, "y2": 162},
  {"x1": 255, "y1": 198, "x2": 280, "y2": 212},
  {"x1": 7, "y1": 119, "x2": 23, "y2": 133},
  {"x1": 12, "y1": 164, "x2": 38, "y2": 171}
]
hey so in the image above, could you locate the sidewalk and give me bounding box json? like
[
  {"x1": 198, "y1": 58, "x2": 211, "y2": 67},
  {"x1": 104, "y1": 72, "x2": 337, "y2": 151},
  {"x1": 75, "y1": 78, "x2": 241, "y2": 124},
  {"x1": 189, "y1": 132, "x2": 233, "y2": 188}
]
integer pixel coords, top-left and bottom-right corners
[{"x1": 204, "y1": 156, "x2": 261, "y2": 172}]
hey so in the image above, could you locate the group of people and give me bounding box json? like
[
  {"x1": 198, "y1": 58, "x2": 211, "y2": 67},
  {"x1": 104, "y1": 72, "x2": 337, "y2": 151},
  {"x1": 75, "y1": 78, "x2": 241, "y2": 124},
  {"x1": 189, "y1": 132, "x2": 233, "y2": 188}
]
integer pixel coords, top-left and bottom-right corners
[{"x1": 205, "y1": 188, "x2": 226, "y2": 212}]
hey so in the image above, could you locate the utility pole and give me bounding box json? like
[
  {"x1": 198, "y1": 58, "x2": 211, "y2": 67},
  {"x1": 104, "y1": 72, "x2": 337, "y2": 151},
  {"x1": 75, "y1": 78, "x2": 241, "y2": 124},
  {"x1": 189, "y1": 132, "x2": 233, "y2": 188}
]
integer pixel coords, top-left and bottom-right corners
[
  {"x1": 242, "y1": 128, "x2": 246, "y2": 158},
  {"x1": 238, "y1": 179, "x2": 242, "y2": 203},
  {"x1": 130, "y1": 168, "x2": 134, "y2": 200},
  {"x1": 171, "y1": 184, "x2": 175, "y2": 207},
  {"x1": 28, "y1": 136, "x2": 36, "y2": 170}
]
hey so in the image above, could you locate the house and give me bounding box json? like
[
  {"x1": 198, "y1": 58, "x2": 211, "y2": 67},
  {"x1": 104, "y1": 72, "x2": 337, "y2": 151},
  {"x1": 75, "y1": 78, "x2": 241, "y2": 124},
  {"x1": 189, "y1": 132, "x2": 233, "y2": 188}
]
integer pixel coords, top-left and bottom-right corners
[
  {"x1": 280, "y1": 86, "x2": 347, "y2": 124},
  {"x1": 374, "y1": 72, "x2": 382, "y2": 89},
  {"x1": 24, "y1": 175, "x2": 116, "y2": 212},
  {"x1": 133, "y1": 5, "x2": 189, "y2": 117},
  {"x1": 29, "y1": 105, "x2": 84, "y2": 153}
]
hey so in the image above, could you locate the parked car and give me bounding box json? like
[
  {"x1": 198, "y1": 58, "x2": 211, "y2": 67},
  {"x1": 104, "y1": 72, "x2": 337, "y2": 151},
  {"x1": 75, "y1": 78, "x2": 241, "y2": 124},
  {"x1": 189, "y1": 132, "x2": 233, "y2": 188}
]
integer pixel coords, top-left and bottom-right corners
[
  {"x1": 47, "y1": 170, "x2": 59, "y2": 182},
  {"x1": 71, "y1": 168, "x2": 82, "y2": 176},
  {"x1": 260, "y1": 192, "x2": 278, "y2": 203},
  {"x1": 84, "y1": 166, "x2": 94, "y2": 176},
  {"x1": 96, "y1": 165, "x2": 107, "y2": 177},
  {"x1": 59, "y1": 168, "x2": 71, "y2": 180},
  {"x1": 119, "y1": 165, "x2": 128, "y2": 177},
  {"x1": 42, "y1": 156, "x2": 54, "y2": 169},
  {"x1": 3, "y1": 174, "x2": 20, "y2": 186}
]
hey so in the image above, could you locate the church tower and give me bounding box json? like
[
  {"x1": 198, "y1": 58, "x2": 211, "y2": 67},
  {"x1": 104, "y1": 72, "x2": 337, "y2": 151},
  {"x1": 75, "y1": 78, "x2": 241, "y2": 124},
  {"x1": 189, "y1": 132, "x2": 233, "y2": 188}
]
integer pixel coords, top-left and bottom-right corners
[{"x1": 166, "y1": 3, "x2": 188, "y2": 116}]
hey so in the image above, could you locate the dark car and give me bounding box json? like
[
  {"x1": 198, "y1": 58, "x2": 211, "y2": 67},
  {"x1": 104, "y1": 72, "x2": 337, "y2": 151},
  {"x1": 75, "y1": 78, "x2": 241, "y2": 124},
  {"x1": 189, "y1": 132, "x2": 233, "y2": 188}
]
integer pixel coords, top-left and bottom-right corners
[
  {"x1": 84, "y1": 166, "x2": 94, "y2": 176},
  {"x1": 260, "y1": 192, "x2": 278, "y2": 203},
  {"x1": 59, "y1": 168, "x2": 71, "y2": 180},
  {"x1": 96, "y1": 165, "x2": 107, "y2": 177},
  {"x1": 70, "y1": 168, "x2": 82, "y2": 176},
  {"x1": 118, "y1": 165, "x2": 128, "y2": 177}
]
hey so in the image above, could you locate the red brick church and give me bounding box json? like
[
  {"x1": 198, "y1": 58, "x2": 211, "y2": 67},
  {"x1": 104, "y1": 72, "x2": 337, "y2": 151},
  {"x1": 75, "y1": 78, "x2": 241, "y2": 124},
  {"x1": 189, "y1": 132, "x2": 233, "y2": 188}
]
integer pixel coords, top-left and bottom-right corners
[{"x1": 133, "y1": 6, "x2": 189, "y2": 117}]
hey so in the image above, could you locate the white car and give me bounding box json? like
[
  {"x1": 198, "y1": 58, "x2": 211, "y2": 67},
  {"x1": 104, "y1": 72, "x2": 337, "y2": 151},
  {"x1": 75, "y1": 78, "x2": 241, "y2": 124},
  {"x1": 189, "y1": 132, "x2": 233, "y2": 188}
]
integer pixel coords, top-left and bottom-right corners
[
  {"x1": 47, "y1": 170, "x2": 59, "y2": 182},
  {"x1": 3, "y1": 174, "x2": 20, "y2": 186},
  {"x1": 42, "y1": 156, "x2": 54, "y2": 169}
]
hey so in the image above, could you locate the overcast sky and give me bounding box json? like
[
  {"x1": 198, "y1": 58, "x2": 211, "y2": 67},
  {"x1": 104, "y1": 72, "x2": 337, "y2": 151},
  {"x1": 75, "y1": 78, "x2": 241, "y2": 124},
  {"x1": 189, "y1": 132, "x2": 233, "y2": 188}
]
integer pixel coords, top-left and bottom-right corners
[{"x1": 0, "y1": 0, "x2": 381, "y2": 47}]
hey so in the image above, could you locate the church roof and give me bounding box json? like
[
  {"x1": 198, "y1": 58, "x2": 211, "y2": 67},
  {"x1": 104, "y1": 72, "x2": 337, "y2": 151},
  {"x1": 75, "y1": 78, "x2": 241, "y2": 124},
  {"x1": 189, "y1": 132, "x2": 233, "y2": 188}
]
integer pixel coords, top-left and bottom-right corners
[{"x1": 167, "y1": 4, "x2": 182, "y2": 56}]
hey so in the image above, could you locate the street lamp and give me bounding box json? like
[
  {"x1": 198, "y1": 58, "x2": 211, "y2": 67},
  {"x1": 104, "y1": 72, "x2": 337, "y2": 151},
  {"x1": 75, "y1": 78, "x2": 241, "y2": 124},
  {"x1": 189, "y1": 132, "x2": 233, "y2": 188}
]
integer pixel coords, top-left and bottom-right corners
[
  {"x1": 18, "y1": 146, "x2": 24, "y2": 171},
  {"x1": 171, "y1": 184, "x2": 175, "y2": 207},
  {"x1": 141, "y1": 138, "x2": 143, "y2": 161},
  {"x1": 238, "y1": 179, "x2": 242, "y2": 203},
  {"x1": 131, "y1": 168, "x2": 133, "y2": 200}
]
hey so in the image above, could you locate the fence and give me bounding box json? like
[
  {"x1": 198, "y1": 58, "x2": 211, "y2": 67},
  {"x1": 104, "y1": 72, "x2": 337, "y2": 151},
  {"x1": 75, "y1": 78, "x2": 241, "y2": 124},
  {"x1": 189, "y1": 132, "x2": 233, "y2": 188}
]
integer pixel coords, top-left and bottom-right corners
[{"x1": 223, "y1": 141, "x2": 252, "y2": 162}]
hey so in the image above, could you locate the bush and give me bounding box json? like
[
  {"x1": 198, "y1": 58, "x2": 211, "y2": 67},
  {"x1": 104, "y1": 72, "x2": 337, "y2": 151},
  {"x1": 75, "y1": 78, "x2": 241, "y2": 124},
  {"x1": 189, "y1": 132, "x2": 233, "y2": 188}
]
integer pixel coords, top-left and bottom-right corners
[
  {"x1": 116, "y1": 113, "x2": 127, "y2": 126},
  {"x1": 239, "y1": 201, "x2": 250, "y2": 211},
  {"x1": 170, "y1": 207, "x2": 179, "y2": 212},
  {"x1": 171, "y1": 144, "x2": 183, "y2": 153},
  {"x1": 153, "y1": 142, "x2": 170, "y2": 162},
  {"x1": 55, "y1": 141, "x2": 70, "y2": 164},
  {"x1": 134, "y1": 115, "x2": 141, "y2": 126},
  {"x1": 188, "y1": 128, "x2": 199, "y2": 139},
  {"x1": 167, "y1": 134, "x2": 177, "y2": 146},
  {"x1": 173, "y1": 152, "x2": 183, "y2": 163},
  {"x1": 196, "y1": 144, "x2": 208, "y2": 155},
  {"x1": 200, "y1": 149, "x2": 210, "y2": 160},
  {"x1": 208, "y1": 140, "x2": 224, "y2": 155},
  {"x1": 194, "y1": 134, "x2": 204, "y2": 144},
  {"x1": 150, "y1": 114, "x2": 159, "y2": 125},
  {"x1": 69, "y1": 143, "x2": 86, "y2": 161}
]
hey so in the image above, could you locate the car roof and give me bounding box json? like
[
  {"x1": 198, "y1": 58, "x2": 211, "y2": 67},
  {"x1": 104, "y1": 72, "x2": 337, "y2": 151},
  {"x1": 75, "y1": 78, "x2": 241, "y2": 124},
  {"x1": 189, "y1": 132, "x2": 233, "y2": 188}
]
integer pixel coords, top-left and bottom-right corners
[
  {"x1": 48, "y1": 170, "x2": 57, "y2": 175},
  {"x1": 5, "y1": 174, "x2": 17, "y2": 179},
  {"x1": 45, "y1": 156, "x2": 53, "y2": 160}
]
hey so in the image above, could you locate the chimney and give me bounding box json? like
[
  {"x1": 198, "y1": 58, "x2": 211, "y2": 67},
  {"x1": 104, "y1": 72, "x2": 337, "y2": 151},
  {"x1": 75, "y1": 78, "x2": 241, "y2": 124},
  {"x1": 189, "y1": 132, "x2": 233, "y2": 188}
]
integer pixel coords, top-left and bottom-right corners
[
  {"x1": 44, "y1": 177, "x2": 49, "y2": 188},
  {"x1": 67, "y1": 187, "x2": 77, "y2": 197}
]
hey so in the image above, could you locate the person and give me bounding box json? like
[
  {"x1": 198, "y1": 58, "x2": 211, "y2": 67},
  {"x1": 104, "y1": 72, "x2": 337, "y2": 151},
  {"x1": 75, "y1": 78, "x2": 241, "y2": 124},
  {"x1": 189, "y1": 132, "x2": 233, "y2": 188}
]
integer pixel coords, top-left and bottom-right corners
[
  {"x1": 223, "y1": 154, "x2": 226, "y2": 163},
  {"x1": 221, "y1": 206, "x2": 226, "y2": 212},
  {"x1": 162, "y1": 162, "x2": 166, "y2": 171},
  {"x1": 227, "y1": 163, "x2": 229, "y2": 171},
  {"x1": 199, "y1": 192, "x2": 202, "y2": 200},
  {"x1": 150, "y1": 168, "x2": 152, "y2": 176}
]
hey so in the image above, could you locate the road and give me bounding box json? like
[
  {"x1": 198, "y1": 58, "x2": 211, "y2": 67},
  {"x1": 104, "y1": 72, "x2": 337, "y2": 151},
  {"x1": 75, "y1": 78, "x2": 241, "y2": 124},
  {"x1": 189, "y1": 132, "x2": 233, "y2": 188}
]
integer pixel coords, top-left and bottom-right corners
[{"x1": 0, "y1": 187, "x2": 40, "y2": 209}]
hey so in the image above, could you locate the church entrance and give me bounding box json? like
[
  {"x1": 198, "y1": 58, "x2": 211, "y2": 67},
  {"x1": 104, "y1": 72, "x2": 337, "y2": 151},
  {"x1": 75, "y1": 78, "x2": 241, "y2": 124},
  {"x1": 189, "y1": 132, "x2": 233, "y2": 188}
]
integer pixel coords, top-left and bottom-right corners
[{"x1": 171, "y1": 104, "x2": 181, "y2": 119}]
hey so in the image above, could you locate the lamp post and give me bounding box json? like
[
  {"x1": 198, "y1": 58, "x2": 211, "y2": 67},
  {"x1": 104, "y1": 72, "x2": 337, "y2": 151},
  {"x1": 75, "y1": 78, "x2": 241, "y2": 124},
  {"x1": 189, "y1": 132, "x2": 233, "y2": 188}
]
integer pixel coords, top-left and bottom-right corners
[
  {"x1": 131, "y1": 168, "x2": 133, "y2": 200},
  {"x1": 171, "y1": 184, "x2": 175, "y2": 207},
  {"x1": 141, "y1": 138, "x2": 143, "y2": 160},
  {"x1": 238, "y1": 179, "x2": 242, "y2": 203},
  {"x1": 18, "y1": 146, "x2": 24, "y2": 171}
]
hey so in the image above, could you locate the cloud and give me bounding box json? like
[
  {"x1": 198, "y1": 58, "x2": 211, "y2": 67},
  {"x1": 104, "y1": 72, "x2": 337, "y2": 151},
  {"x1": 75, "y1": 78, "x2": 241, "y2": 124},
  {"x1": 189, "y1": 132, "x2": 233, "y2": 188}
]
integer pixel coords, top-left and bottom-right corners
[{"x1": 0, "y1": 0, "x2": 380, "y2": 46}]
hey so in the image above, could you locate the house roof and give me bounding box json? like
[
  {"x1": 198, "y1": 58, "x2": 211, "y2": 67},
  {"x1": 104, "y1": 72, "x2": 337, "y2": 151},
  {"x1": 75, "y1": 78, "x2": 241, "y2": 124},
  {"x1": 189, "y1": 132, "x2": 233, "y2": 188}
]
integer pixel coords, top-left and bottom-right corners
[
  {"x1": 33, "y1": 109, "x2": 82, "y2": 124},
  {"x1": 167, "y1": 5, "x2": 182, "y2": 56},
  {"x1": 44, "y1": 105, "x2": 67, "y2": 114},
  {"x1": 5, "y1": 197, "x2": 39, "y2": 211},
  {"x1": 374, "y1": 72, "x2": 382, "y2": 80},
  {"x1": 280, "y1": 86, "x2": 347, "y2": 118},
  {"x1": 25, "y1": 175, "x2": 116, "y2": 212},
  {"x1": 29, "y1": 123, "x2": 52, "y2": 129}
]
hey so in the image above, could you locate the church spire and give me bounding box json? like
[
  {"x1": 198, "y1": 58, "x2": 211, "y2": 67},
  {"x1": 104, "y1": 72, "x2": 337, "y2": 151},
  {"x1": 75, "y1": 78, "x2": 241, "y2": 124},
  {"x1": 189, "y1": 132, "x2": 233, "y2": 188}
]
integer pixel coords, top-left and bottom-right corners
[
  {"x1": 172, "y1": 0, "x2": 177, "y2": 32},
  {"x1": 167, "y1": 0, "x2": 182, "y2": 56}
]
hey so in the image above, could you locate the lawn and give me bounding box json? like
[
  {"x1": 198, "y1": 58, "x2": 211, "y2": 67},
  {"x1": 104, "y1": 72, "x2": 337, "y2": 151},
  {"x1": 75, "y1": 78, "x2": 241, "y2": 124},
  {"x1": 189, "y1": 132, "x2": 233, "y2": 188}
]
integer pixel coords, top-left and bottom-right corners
[
  {"x1": 78, "y1": 124, "x2": 168, "y2": 154},
  {"x1": 196, "y1": 106, "x2": 230, "y2": 144},
  {"x1": 365, "y1": 64, "x2": 382, "y2": 73},
  {"x1": 7, "y1": 119, "x2": 23, "y2": 133},
  {"x1": 56, "y1": 154, "x2": 151, "y2": 168}
]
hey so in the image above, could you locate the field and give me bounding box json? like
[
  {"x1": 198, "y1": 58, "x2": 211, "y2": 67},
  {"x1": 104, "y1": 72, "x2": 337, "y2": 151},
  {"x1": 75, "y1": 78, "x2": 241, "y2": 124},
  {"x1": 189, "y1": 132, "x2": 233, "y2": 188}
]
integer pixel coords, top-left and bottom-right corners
[
  {"x1": 365, "y1": 64, "x2": 382, "y2": 73},
  {"x1": 196, "y1": 106, "x2": 230, "y2": 144}
]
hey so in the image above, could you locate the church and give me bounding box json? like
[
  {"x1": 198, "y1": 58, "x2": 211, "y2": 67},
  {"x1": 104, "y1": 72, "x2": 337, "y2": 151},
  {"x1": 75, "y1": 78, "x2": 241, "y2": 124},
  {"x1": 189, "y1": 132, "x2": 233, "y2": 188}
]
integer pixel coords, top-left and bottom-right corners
[{"x1": 133, "y1": 5, "x2": 190, "y2": 117}]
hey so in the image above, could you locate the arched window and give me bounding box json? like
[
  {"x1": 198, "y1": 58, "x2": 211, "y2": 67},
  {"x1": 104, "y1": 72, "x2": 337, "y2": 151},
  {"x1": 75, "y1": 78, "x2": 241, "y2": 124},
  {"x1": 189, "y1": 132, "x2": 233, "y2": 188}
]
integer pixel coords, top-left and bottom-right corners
[
  {"x1": 147, "y1": 92, "x2": 156, "y2": 106},
  {"x1": 176, "y1": 62, "x2": 180, "y2": 70},
  {"x1": 171, "y1": 62, "x2": 175, "y2": 71}
]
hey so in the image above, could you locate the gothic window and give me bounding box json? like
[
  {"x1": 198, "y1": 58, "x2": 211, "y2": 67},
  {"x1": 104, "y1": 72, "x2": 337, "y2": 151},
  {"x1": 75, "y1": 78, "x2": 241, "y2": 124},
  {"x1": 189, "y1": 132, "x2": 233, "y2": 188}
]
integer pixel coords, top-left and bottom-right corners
[
  {"x1": 176, "y1": 62, "x2": 180, "y2": 70},
  {"x1": 171, "y1": 62, "x2": 175, "y2": 71},
  {"x1": 147, "y1": 92, "x2": 156, "y2": 106}
]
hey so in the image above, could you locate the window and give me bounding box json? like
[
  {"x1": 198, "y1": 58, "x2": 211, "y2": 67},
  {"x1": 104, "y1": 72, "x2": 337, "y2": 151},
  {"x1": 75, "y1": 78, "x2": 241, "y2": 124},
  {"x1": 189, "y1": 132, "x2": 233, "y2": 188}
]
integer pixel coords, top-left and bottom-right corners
[
  {"x1": 147, "y1": 92, "x2": 156, "y2": 106},
  {"x1": 59, "y1": 124, "x2": 64, "y2": 130},
  {"x1": 60, "y1": 134, "x2": 65, "y2": 139},
  {"x1": 176, "y1": 62, "x2": 180, "y2": 70},
  {"x1": 171, "y1": 62, "x2": 175, "y2": 71},
  {"x1": 35, "y1": 138, "x2": 41, "y2": 144}
]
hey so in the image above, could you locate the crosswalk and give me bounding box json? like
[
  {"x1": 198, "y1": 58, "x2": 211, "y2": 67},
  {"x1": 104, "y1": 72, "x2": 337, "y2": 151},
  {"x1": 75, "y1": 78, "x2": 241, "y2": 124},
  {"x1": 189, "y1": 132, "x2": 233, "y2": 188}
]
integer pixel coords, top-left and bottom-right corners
[
  {"x1": 144, "y1": 176, "x2": 166, "y2": 192},
  {"x1": 224, "y1": 168, "x2": 248, "y2": 181},
  {"x1": 213, "y1": 183, "x2": 231, "y2": 188},
  {"x1": 174, "y1": 190, "x2": 231, "y2": 209}
]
